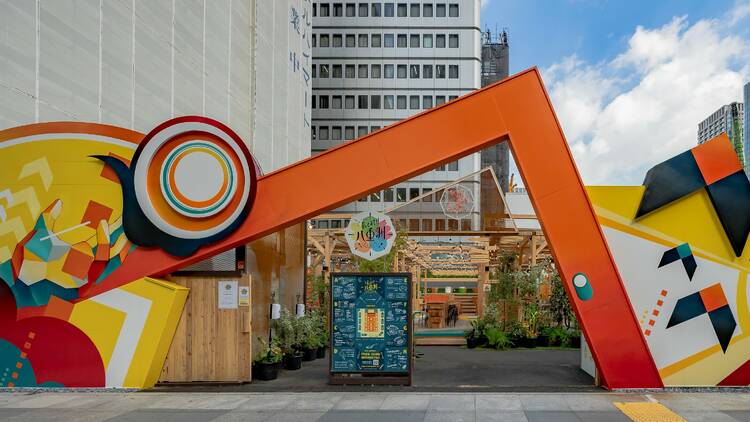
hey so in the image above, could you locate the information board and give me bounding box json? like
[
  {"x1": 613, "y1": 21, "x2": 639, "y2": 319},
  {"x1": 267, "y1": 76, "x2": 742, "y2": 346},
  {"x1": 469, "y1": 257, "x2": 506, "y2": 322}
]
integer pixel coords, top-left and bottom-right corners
[{"x1": 329, "y1": 273, "x2": 411, "y2": 383}]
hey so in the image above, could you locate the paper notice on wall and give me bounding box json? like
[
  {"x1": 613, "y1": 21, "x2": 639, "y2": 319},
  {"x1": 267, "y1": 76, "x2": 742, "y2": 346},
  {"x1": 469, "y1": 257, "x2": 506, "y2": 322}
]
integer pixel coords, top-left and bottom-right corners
[
  {"x1": 271, "y1": 303, "x2": 281, "y2": 320},
  {"x1": 239, "y1": 286, "x2": 250, "y2": 306},
  {"x1": 218, "y1": 281, "x2": 238, "y2": 309},
  {"x1": 296, "y1": 303, "x2": 305, "y2": 317}
]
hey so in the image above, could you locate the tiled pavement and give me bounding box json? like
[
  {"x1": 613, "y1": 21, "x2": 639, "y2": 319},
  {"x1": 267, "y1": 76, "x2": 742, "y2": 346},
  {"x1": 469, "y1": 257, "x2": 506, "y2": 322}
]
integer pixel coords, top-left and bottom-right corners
[{"x1": 0, "y1": 391, "x2": 749, "y2": 421}]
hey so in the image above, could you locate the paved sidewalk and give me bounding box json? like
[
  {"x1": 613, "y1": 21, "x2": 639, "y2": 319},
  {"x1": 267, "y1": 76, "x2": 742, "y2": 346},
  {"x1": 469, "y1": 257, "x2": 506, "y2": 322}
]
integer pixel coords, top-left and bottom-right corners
[{"x1": 1, "y1": 391, "x2": 749, "y2": 421}]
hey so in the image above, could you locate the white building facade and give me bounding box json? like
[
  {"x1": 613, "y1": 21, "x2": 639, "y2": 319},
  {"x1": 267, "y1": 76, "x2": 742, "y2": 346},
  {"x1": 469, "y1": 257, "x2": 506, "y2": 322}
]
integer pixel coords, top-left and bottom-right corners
[{"x1": 310, "y1": 0, "x2": 483, "y2": 230}]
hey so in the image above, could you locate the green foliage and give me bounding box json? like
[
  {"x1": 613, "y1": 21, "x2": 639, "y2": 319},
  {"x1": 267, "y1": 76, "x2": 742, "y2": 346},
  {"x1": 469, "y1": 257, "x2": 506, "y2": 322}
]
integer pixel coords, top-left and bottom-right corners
[
  {"x1": 253, "y1": 337, "x2": 282, "y2": 364},
  {"x1": 549, "y1": 268, "x2": 574, "y2": 328},
  {"x1": 274, "y1": 309, "x2": 303, "y2": 355},
  {"x1": 485, "y1": 327, "x2": 513, "y2": 350},
  {"x1": 354, "y1": 224, "x2": 408, "y2": 272}
]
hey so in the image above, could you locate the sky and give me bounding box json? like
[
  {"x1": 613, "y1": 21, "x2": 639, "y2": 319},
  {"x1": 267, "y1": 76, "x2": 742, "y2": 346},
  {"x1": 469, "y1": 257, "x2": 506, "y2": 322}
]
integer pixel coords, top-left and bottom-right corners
[{"x1": 480, "y1": 0, "x2": 750, "y2": 185}]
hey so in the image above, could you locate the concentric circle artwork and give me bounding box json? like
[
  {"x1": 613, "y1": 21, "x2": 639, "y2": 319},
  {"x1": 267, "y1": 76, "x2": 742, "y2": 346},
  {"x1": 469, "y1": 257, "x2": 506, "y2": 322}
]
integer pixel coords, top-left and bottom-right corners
[{"x1": 345, "y1": 211, "x2": 396, "y2": 261}]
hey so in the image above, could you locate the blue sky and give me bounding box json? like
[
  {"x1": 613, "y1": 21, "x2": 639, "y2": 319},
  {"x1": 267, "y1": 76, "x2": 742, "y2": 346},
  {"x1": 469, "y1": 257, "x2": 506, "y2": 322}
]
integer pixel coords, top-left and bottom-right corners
[{"x1": 480, "y1": 0, "x2": 750, "y2": 185}]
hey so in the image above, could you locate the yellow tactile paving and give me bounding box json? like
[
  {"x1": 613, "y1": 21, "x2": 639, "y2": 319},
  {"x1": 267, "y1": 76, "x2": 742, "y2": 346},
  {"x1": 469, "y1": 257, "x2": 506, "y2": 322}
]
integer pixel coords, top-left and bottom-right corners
[{"x1": 614, "y1": 402, "x2": 686, "y2": 422}]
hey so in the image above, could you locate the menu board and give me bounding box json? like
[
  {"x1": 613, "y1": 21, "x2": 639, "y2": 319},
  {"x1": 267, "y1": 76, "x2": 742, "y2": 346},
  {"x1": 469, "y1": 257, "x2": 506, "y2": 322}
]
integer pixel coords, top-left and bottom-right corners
[{"x1": 330, "y1": 274, "x2": 411, "y2": 375}]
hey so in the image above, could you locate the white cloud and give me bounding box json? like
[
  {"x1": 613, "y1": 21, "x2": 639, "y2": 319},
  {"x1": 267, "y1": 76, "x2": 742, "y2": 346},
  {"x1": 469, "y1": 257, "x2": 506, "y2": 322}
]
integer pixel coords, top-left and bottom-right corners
[
  {"x1": 481, "y1": 0, "x2": 491, "y2": 10},
  {"x1": 728, "y1": 0, "x2": 750, "y2": 26},
  {"x1": 542, "y1": 15, "x2": 750, "y2": 185}
]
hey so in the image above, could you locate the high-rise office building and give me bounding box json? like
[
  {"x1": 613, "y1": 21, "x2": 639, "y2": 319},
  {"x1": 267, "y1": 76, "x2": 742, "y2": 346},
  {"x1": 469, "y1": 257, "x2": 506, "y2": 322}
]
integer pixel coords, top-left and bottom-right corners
[
  {"x1": 310, "y1": 0, "x2": 483, "y2": 230},
  {"x1": 698, "y1": 102, "x2": 745, "y2": 166}
]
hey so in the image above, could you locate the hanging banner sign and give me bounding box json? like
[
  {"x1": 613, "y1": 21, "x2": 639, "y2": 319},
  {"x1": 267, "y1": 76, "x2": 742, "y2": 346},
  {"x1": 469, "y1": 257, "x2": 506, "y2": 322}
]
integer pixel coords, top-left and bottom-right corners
[{"x1": 344, "y1": 211, "x2": 396, "y2": 261}]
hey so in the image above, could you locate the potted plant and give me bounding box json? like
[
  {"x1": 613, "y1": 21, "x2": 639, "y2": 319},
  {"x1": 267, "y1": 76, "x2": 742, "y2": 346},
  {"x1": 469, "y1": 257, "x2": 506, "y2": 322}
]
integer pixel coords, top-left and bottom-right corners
[
  {"x1": 504, "y1": 320, "x2": 525, "y2": 348},
  {"x1": 486, "y1": 326, "x2": 512, "y2": 350},
  {"x1": 275, "y1": 309, "x2": 304, "y2": 370},
  {"x1": 536, "y1": 325, "x2": 551, "y2": 348},
  {"x1": 252, "y1": 337, "x2": 282, "y2": 381},
  {"x1": 569, "y1": 328, "x2": 582, "y2": 348},
  {"x1": 465, "y1": 318, "x2": 488, "y2": 348},
  {"x1": 299, "y1": 315, "x2": 319, "y2": 361},
  {"x1": 311, "y1": 310, "x2": 328, "y2": 359}
]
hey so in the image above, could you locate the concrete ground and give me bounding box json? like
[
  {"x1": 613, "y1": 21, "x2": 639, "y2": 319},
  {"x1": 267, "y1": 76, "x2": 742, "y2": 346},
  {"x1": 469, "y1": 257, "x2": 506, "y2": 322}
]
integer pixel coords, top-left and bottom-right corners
[
  {"x1": 1, "y1": 391, "x2": 750, "y2": 421},
  {"x1": 156, "y1": 347, "x2": 595, "y2": 393}
]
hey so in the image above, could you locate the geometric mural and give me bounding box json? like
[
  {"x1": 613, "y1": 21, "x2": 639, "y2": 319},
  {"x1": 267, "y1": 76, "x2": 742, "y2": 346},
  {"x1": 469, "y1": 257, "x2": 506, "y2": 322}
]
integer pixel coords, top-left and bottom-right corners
[
  {"x1": 666, "y1": 283, "x2": 736, "y2": 353},
  {"x1": 658, "y1": 243, "x2": 697, "y2": 281}
]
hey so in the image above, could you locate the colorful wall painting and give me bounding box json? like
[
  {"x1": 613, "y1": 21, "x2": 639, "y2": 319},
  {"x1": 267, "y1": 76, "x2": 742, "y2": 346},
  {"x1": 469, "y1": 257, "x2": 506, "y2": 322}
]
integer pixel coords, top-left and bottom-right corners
[{"x1": 344, "y1": 212, "x2": 396, "y2": 261}]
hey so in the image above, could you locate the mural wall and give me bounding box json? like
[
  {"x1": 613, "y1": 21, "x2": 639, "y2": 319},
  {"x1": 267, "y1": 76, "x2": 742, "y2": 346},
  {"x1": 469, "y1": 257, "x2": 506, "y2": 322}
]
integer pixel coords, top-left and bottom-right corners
[{"x1": 589, "y1": 134, "x2": 750, "y2": 386}]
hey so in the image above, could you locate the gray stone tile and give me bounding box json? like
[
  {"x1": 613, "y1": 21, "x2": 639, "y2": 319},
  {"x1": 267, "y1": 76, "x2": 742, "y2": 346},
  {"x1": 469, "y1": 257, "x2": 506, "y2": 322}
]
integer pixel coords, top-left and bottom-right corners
[
  {"x1": 0, "y1": 393, "x2": 34, "y2": 407},
  {"x1": 525, "y1": 411, "x2": 581, "y2": 422},
  {"x1": 703, "y1": 394, "x2": 750, "y2": 411},
  {"x1": 657, "y1": 394, "x2": 718, "y2": 411},
  {"x1": 147, "y1": 394, "x2": 249, "y2": 410},
  {"x1": 520, "y1": 394, "x2": 571, "y2": 411},
  {"x1": 427, "y1": 394, "x2": 476, "y2": 411},
  {"x1": 10, "y1": 393, "x2": 79, "y2": 408},
  {"x1": 380, "y1": 394, "x2": 431, "y2": 410},
  {"x1": 575, "y1": 411, "x2": 631, "y2": 422},
  {"x1": 3, "y1": 409, "x2": 125, "y2": 421},
  {"x1": 332, "y1": 394, "x2": 386, "y2": 410},
  {"x1": 682, "y1": 411, "x2": 741, "y2": 421},
  {"x1": 563, "y1": 394, "x2": 618, "y2": 411},
  {"x1": 0, "y1": 408, "x2": 32, "y2": 419},
  {"x1": 238, "y1": 394, "x2": 296, "y2": 410},
  {"x1": 476, "y1": 411, "x2": 528, "y2": 422},
  {"x1": 211, "y1": 411, "x2": 274, "y2": 422},
  {"x1": 105, "y1": 408, "x2": 230, "y2": 422},
  {"x1": 284, "y1": 393, "x2": 342, "y2": 411},
  {"x1": 475, "y1": 394, "x2": 522, "y2": 411},
  {"x1": 319, "y1": 409, "x2": 425, "y2": 422},
  {"x1": 87, "y1": 394, "x2": 164, "y2": 412},
  {"x1": 266, "y1": 412, "x2": 326, "y2": 422},
  {"x1": 423, "y1": 411, "x2": 476, "y2": 422},
  {"x1": 722, "y1": 410, "x2": 750, "y2": 421}
]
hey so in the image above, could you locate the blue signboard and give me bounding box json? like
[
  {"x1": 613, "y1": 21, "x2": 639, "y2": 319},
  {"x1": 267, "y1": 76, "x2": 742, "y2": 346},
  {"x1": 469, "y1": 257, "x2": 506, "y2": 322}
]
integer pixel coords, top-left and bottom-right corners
[{"x1": 330, "y1": 273, "x2": 411, "y2": 375}]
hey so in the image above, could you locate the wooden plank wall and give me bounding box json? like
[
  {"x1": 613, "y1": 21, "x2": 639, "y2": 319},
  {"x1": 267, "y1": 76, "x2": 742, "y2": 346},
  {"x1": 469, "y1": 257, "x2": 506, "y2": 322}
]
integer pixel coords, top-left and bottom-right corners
[{"x1": 158, "y1": 274, "x2": 251, "y2": 383}]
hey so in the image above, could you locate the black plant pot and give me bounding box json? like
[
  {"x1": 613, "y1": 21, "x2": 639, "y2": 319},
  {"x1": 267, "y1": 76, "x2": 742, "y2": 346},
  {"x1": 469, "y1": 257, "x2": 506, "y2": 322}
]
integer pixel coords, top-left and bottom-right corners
[
  {"x1": 516, "y1": 336, "x2": 536, "y2": 348},
  {"x1": 477, "y1": 335, "x2": 489, "y2": 348},
  {"x1": 316, "y1": 346, "x2": 326, "y2": 359},
  {"x1": 253, "y1": 361, "x2": 280, "y2": 381},
  {"x1": 466, "y1": 336, "x2": 479, "y2": 349},
  {"x1": 535, "y1": 335, "x2": 549, "y2": 347},
  {"x1": 570, "y1": 336, "x2": 581, "y2": 349},
  {"x1": 283, "y1": 354, "x2": 303, "y2": 370},
  {"x1": 549, "y1": 337, "x2": 561, "y2": 347},
  {"x1": 302, "y1": 347, "x2": 316, "y2": 361}
]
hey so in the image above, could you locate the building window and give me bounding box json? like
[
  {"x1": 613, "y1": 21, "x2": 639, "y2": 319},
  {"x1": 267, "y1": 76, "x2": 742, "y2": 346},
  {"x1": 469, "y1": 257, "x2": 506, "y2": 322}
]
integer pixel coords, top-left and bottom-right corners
[
  {"x1": 410, "y1": 64, "x2": 420, "y2": 78},
  {"x1": 384, "y1": 95, "x2": 395, "y2": 109},
  {"x1": 345, "y1": 126, "x2": 355, "y2": 140},
  {"x1": 397, "y1": 188, "x2": 407, "y2": 202},
  {"x1": 397, "y1": 64, "x2": 407, "y2": 78},
  {"x1": 449, "y1": 95, "x2": 458, "y2": 101},
  {"x1": 333, "y1": 34, "x2": 342, "y2": 47},
  {"x1": 320, "y1": 34, "x2": 330, "y2": 47},
  {"x1": 345, "y1": 95, "x2": 355, "y2": 109},
  {"x1": 332, "y1": 64, "x2": 342, "y2": 78},
  {"x1": 346, "y1": 34, "x2": 355, "y2": 47},
  {"x1": 409, "y1": 187, "x2": 420, "y2": 199},
  {"x1": 397, "y1": 95, "x2": 407, "y2": 109},
  {"x1": 449, "y1": 3, "x2": 459, "y2": 17},
  {"x1": 319, "y1": 95, "x2": 329, "y2": 109},
  {"x1": 423, "y1": 3, "x2": 433, "y2": 17},
  {"x1": 358, "y1": 126, "x2": 369, "y2": 137},
  {"x1": 345, "y1": 64, "x2": 355, "y2": 78},
  {"x1": 358, "y1": 95, "x2": 368, "y2": 109},
  {"x1": 397, "y1": 3, "x2": 407, "y2": 17},
  {"x1": 435, "y1": 219, "x2": 445, "y2": 230},
  {"x1": 422, "y1": 219, "x2": 433, "y2": 231},
  {"x1": 436, "y1": 3, "x2": 446, "y2": 17},
  {"x1": 358, "y1": 196, "x2": 367, "y2": 202},
  {"x1": 371, "y1": 95, "x2": 381, "y2": 109},
  {"x1": 371, "y1": 64, "x2": 382, "y2": 78},
  {"x1": 332, "y1": 126, "x2": 342, "y2": 140},
  {"x1": 384, "y1": 2, "x2": 394, "y2": 16},
  {"x1": 423, "y1": 34, "x2": 433, "y2": 48},
  {"x1": 358, "y1": 64, "x2": 368, "y2": 78},
  {"x1": 372, "y1": 34, "x2": 382, "y2": 47},
  {"x1": 372, "y1": 3, "x2": 382, "y2": 16},
  {"x1": 436, "y1": 34, "x2": 446, "y2": 48},
  {"x1": 371, "y1": 125, "x2": 381, "y2": 132},
  {"x1": 320, "y1": 3, "x2": 330, "y2": 16},
  {"x1": 312, "y1": 64, "x2": 318, "y2": 78},
  {"x1": 320, "y1": 64, "x2": 330, "y2": 78},
  {"x1": 410, "y1": 95, "x2": 419, "y2": 109},
  {"x1": 410, "y1": 3, "x2": 420, "y2": 17},
  {"x1": 449, "y1": 65, "x2": 459, "y2": 78},
  {"x1": 319, "y1": 126, "x2": 329, "y2": 140},
  {"x1": 448, "y1": 160, "x2": 458, "y2": 170},
  {"x1": 345, "y1": 3, "x2": 355, "y2": 17},
  {"x1": 333, "y1": 3, "x2": 343, "y2": 16},
  {"x1": 311, "y1": 126, "x2": 316, "y2": 141},
  {"x1": 370, "y1": 191, "x2": 381, "y2": 202},
  {"x1": 331, "y1": 220, "x2": 342, "y2": 229},
  {"x1": 397, "y1": 34, "x2": 407, "y2": 47},
  {"x1": 449, "y1": 34, "x2": 459, "y2": 48},
  {"x1": 384, "y1": 34, "x2": 395, "y2": 47},
  {"x1": 384, "y1": 64, "x2": 394, "y2": 78},
  {"x1": 358, "y1": 34, "x2": 368, "y2": 47},
  {"x1": 410, "y1": 34, "x2": 420, "y2": 48},
  {"x1": 358, "y1": 3, "x2": 368, "y2": 17},
  {"x1": 436, "y1": 64, "x2": 446, "y2": 78},
  {"x1": 312, "y1": 34, "x2": 317, "y2": 47},
  {"x1": 311, "y1": 95, "x2": 316, "y2": 108},
  {"x1": 423, "y1": 64, "x2": 433, "y2": 78},
  {"x1": 332, "y1": 95, "x2": 342, "y2": 109},
  {"x1": 435, "y1": 95, "x2": 446, "y2": 105},
  {"x1": 423, "y1": 96, "x2": 433, "y2": 109},
  {"x1": 384, "y1": 188, "x2": 394, "y2": 202}
]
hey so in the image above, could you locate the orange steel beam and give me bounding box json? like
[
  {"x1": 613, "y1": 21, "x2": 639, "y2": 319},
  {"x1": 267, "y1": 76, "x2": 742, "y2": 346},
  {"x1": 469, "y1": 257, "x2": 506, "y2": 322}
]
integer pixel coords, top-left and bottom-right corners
[{"x1": 98, "y1": 68, "x2": 662, "y2": 389}]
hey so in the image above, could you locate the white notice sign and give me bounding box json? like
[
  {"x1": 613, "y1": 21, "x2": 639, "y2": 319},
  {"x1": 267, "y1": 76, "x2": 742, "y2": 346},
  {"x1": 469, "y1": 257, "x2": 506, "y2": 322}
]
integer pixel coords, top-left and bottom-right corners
[{"x1": 218, "y1": 281, "x2": 238, "y2": 309}]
